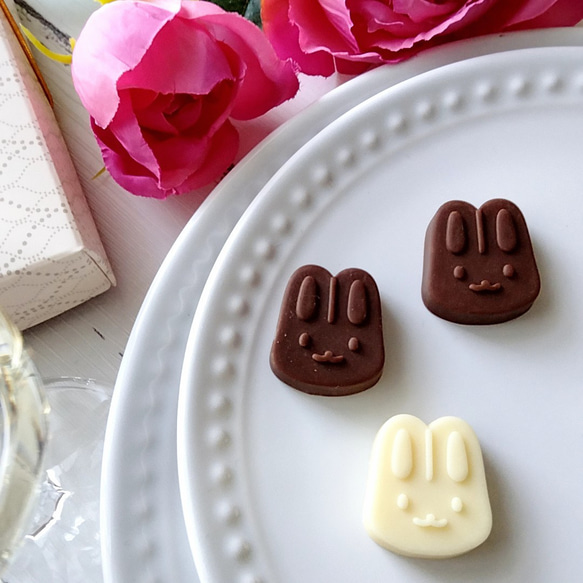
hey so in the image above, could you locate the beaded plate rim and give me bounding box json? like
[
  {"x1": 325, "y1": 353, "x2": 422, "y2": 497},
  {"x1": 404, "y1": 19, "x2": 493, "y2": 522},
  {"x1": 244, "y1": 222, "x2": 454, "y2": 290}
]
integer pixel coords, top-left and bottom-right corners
[{"x1": 178, "y1": 46, "x2": 583, "y2": 583}]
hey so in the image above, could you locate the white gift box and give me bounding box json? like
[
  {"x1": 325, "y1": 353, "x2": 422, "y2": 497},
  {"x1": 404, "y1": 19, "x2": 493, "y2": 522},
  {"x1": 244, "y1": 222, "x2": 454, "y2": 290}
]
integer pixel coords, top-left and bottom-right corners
[{"x1": 0, "y1": 4, "x2": 115, "y2": 330}]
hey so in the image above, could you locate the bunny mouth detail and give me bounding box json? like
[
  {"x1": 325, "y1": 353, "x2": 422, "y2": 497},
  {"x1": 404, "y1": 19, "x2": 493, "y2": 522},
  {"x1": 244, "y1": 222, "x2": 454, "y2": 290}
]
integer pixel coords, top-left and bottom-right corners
[
  {"x1": 312, "y1": 350, "x2": 345, "y2": 364},
  {"x1": 468, "y1": 280, "x2": 502, "y2": 293},
  {"x1": 413, "y1": 514, "x2": 448, "y2": 528}
]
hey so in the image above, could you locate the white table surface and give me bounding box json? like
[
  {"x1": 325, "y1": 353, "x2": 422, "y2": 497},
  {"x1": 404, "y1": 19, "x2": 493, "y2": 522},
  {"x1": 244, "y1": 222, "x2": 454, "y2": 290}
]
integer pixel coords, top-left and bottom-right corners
[{"x1": 11, "y1": 0, "x2": 340, "y2": 387}]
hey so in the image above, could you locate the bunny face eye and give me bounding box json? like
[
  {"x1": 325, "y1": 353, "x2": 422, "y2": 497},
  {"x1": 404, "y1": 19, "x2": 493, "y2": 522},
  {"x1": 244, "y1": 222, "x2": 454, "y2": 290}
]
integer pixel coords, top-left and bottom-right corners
[
  {"x1": 503, "y1": 264, "x2": 515, "y2": 278},
  {"x1": 348, "y1": 337, "x2": 360, "y2": 351},
  {"x1": 298, "y1": 332, "x2": 311, "y2": 347},
  {"x1": 453, "y1": 265, "x2": 466, "y2": 280},
  {"x1": 451, "y1": 497, "x2": 463, "y2": 512}
]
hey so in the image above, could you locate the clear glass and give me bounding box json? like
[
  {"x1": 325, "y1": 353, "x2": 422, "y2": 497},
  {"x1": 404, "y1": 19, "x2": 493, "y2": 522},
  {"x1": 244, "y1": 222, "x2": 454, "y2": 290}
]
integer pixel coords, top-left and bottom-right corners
[
  {"x1": 2, "y1": 377, "x2": 111, "y2": 583},
  {"x1": 0, "y1": 310, "x2": 49, "y2": 574},
  {"x1": 0, "y1": 311, "x2": 111, "y2": 581}
]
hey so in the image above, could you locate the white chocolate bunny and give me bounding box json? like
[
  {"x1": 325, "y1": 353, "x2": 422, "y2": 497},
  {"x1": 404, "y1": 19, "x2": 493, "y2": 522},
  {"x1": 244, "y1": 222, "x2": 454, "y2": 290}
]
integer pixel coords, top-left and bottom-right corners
[{"x1": 363, "y1": 414, "x2": 492, "y2": 558}]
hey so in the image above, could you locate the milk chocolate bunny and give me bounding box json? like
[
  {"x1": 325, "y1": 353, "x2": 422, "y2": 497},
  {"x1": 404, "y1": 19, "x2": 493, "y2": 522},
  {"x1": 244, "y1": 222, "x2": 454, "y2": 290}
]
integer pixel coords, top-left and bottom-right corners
[
  {"x1": 270, "y1": 265, "x2": 384, "y2": 396},
  {"x1": 422, "y1": 198, "x2": 540, "y2": 324}
]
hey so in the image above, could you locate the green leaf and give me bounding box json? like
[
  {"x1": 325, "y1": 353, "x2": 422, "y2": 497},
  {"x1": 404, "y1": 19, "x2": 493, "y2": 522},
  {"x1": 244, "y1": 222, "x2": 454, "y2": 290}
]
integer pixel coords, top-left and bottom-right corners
[
  {"x1": 211, "y1": 0, "x2": 263, "y2": 27},
  {"x1": 243, "y1": 0, "x2": 262, "y2": 27}
]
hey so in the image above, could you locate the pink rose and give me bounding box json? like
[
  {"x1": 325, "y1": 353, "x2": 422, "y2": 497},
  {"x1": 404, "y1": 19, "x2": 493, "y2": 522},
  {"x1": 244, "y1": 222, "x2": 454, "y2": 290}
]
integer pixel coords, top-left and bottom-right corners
[
  {"x1": 262, "y1": 0, "x2": 583, "y2": 76},
  {"x1": 71, "y1": 0, "x2": 298, "y2": 198}
]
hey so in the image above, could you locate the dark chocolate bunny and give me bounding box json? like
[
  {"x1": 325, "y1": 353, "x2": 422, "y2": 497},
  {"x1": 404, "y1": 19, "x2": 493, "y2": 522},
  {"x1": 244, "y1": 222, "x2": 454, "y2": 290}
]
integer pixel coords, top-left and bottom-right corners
[
  {"x1": 422, "y1": 199, "x2": 540, "y2": 325},
  {"x1": 270, "y1": 265, "x2": 384, "y2": 396}
]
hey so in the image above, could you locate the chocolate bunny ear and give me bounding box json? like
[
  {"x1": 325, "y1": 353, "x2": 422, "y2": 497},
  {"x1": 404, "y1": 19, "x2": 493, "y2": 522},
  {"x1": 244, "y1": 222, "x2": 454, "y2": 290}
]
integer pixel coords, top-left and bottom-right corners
[
  {"x1": 270, "y1": 265, "x2": 385, "y2": 396},
  {"x1": 422, "y1": 198, "x2": 540, "y2": 325},
  {"x1": 293, "y1": 265, "x2": 329, "y2": 322},
  {"x1": 479, "y1": 198, "x2": 530, "y2": 253},
  {"x1": 427, "y1": 200, "x2": 485, "y2": 257}
]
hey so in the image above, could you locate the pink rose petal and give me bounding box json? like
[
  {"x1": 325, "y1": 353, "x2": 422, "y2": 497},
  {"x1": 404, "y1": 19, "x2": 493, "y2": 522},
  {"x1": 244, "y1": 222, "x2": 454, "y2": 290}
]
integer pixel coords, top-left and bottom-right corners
[
  {"x1": 392, "y1": 0, "x2": 462, "y2": 23},
  {"x1": 195, "y1": 11, "x2": 299, "y2": 119},
  {"x1": 263, "y1": 0, "x2": 583, "y2": 72},
  {"x1": 262, "y1": 0, "x2": 336, "y2": 76},
  {"x1": 93, "y1": 116, "x2": 239, "y2": 198},
  {"x1": 72, "y1": 0, "x2": 298, "y2": 198},
  {"x1": 117, "y1": 20, "x2": 237, "y2": 97},
  {"x1": 291, "y1": 0, "x2": 359, "y2": 54},
  {"x1": 72, "y1": 1, "x2": 177, "y2": 127},
  {"x1": 474, "y1": 0, "x2": 583, "y2": 31}
]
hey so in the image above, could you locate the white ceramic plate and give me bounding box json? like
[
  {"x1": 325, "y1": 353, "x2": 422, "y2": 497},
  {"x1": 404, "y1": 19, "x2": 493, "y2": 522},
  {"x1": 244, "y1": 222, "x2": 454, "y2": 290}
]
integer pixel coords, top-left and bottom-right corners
[
  {"x1": 178, "y1": 46, "x2": 583, "y2": 583},
  {"x1": 101, "y1": 28, "x2": 583, "y2": 583}
]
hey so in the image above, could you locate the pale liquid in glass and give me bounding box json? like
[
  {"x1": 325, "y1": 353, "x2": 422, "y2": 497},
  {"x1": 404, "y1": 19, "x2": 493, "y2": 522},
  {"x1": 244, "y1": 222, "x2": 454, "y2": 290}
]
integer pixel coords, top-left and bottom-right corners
[{"x1": 0, "y1": 315, "x2": 49, "y2": 573}]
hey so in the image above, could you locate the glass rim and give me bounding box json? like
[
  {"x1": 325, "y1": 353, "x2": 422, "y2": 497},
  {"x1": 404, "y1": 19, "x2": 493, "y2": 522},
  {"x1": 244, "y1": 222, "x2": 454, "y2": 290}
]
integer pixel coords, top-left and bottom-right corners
[{"x1": 0, "y1": 308, "x2": 23, "y2": 370}]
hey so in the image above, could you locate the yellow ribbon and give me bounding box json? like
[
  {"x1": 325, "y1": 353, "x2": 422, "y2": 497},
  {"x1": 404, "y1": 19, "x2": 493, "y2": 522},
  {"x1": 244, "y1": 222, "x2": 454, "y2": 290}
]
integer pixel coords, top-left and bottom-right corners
[
  {"x1": 20, "y1": 25, "x2": 75, "y2": 65},
  {"x1": 21, "y1": 0, "x2": 119, "y2": 65}
]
